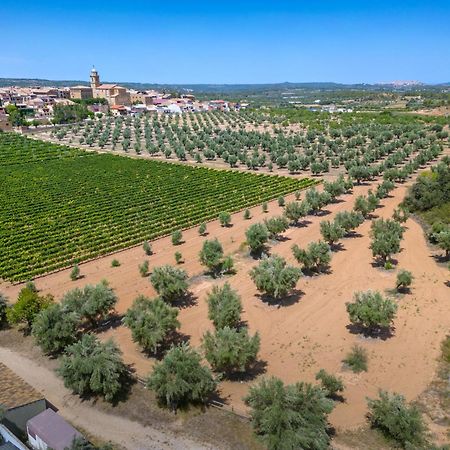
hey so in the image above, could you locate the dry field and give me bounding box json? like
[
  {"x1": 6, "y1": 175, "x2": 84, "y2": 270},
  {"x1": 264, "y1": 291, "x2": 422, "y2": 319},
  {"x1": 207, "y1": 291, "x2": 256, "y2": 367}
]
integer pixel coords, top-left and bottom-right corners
[{"x1": 2, "y1": 166, "x2": 449, "y2": 442}]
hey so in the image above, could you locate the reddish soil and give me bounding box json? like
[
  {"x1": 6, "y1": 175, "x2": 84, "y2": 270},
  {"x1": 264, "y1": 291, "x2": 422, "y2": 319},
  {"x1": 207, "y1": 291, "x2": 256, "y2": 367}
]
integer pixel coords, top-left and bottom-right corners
[{"x1": 2, "y1": 173, "x2": 449, "y2": 437}]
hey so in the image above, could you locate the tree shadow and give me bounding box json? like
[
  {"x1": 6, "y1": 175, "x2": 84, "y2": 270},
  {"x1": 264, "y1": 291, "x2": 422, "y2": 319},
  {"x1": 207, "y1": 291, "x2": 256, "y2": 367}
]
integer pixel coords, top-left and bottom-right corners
[
  {"x1": 172, "y1": 291, "x2": 198, "y2": 309},
  {"x1": 431, "y1": 253, "x2": 449, "y2": 264},
  {"x1": 330, "y1": 242, "x2": 346, "y2": 252},
  {"x1": 316, "y1": 209, "x2": 332, "y2": 217},
  {"x1": 370, "y1": 257, "x2": 398, "y2": 269},
  {"x1": 148, "y1": 330, "x2": 191, "y2": 360},
  {"x1": 225, "y1": 360, "x2": 268, "y2": 382},
  {"x1": 343, "y1": 231, "x2": 363, "y2": 239},
  {"x1": 346, "y1": 323, "x2": 395, "y2": 341},
  {"x1": 256, "y1": 289, "x2": 304, "y2": 307}
]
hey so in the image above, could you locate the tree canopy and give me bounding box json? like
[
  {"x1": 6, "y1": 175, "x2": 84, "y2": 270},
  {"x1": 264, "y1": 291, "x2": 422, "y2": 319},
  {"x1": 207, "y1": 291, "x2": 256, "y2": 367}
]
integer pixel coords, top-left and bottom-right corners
[
  {"x1": 207, "y1": 282, "x2": 242, "y2": 329},
  {"x1": 149, "y1": 265, "x2": 189, "y2": 302}
]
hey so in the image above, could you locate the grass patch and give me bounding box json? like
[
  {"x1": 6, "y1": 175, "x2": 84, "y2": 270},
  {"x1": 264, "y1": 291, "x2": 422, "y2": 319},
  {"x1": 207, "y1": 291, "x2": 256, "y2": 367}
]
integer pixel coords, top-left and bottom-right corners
[{"x1": 343, "y1": 345, "x2": 368, "y2": 373}]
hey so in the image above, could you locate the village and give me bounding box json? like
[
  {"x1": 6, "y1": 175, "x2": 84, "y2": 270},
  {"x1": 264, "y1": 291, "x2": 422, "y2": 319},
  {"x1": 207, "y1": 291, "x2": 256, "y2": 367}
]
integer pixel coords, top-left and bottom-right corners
[{"x1": 0, "y1": 67, "x2": 248, "y2": 131}]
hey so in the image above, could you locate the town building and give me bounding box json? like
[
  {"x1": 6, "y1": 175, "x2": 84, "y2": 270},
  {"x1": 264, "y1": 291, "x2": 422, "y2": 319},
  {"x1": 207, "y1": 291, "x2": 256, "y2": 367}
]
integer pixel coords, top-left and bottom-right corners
[{"x1": 90, "y1": 67, "x2": 131, "y2": 106}]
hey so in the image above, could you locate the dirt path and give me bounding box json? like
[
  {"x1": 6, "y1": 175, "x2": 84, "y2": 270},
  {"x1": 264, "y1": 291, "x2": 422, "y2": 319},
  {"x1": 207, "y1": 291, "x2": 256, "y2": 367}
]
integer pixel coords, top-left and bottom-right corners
[{"x1": 0, "y1": 347, "x2": 213, "y2": 450}]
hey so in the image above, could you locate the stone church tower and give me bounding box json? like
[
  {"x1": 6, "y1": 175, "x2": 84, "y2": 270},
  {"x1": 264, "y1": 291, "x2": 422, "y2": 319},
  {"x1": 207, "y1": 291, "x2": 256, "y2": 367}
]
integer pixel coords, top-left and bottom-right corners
[{"x1": 90, "y1": 67, "x2": 100, "y2": 89}]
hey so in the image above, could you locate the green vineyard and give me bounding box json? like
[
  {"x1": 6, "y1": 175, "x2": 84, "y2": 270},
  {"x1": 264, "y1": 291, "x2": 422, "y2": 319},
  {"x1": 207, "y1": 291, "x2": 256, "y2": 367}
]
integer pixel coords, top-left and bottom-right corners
[{"x1": 0, "y1": 133, "x2": 316, "y2": 282}]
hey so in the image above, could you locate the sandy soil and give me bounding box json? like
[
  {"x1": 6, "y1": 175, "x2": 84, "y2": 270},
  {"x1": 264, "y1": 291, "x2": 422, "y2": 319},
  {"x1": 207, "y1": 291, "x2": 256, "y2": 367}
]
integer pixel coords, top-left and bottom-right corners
[{"x1": 1, "y1": 170, "x2": 449, "y2": 438}]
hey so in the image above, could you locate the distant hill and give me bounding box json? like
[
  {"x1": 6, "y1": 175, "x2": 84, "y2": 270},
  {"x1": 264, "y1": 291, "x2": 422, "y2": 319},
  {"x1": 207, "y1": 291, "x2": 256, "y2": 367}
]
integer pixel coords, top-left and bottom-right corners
[{"x1": 1, "y1": 78, "x2": 448, "y2": 94}]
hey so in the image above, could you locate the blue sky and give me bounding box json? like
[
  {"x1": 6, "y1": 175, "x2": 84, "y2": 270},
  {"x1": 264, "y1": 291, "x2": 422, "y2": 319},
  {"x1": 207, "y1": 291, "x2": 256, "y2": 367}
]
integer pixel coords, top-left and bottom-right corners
[{"x1": 1, "y1": 0, "x2": 449, "y2": 84}]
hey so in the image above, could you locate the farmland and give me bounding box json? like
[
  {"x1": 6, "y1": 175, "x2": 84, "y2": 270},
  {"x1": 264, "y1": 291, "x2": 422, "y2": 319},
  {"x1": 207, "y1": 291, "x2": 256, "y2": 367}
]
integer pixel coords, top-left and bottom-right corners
[{"x1": 0, "y1": 132, "x2": 315, "y2": 282}]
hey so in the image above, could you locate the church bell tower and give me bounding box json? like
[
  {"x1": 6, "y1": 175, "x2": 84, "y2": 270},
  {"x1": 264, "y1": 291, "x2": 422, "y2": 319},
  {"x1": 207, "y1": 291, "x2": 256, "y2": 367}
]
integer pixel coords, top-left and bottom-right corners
[{"x1": 90, "y1": 66, "x2": 100, "y2": 89}]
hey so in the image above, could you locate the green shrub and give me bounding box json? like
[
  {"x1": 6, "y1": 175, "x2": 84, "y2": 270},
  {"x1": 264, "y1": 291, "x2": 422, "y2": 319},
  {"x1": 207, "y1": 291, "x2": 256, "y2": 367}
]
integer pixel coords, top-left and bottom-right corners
[
  {"x1": 171, "y1": 230, "x2": 183, "y2": 246},
  {"x1": 111, "y1": 259, "x2": 120, "y2": 267},
  {"x1": 207, "y1": 283, "x2": 242, "y2": 329},
  {"x1": 367, "y1": 390, "x2": 427, "y2": 448},
  {"x1": 218, "y1": 211, "x2": 231, "y2": 227},
  {"x1": 343, "y1": 345, "x2": 368, "y2": 373},
  {"x1": 149, "y1": 265, "x2": 188, "y2": 302},
  {"x1": 70, "y1": 264, "x2": 80, "y2": 281},
  {"x1": 396, "y1": 269, "x2": 413, "y2": 291},
  {"x1": 143, "y1": 240, "x2": 153, "y2": 255},
  {"x1": 139, "y1": 260, "x2": 149, "y2": 277},
  {"x1": 315, "y1": 369, "x2": 344, "y2": 399}
]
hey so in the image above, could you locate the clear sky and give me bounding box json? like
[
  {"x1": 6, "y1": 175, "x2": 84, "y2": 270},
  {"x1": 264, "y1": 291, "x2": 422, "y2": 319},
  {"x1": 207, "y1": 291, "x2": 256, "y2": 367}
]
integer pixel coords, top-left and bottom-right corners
[{"x1": 1, "y1": 0, "x2": 449, "y2": 84}]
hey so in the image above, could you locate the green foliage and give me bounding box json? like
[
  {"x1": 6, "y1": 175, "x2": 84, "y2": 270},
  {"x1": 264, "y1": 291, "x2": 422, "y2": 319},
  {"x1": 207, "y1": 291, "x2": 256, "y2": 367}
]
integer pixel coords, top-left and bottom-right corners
[
  {"x1": 354, "y1": 195, "x2": 370, "y2": 218},
  {"x1": 123, "y1": 296, "x2": 180, "y2": 353},
  {"x1": 334, "y1": 210, "x2": 364, "y2": 233},
  {"x1": 202, "y1": 326, "x2": 260, "y2": 375},
  {"x1": 244, "y1": 209, "x2": 252, "y2": 220},
  {"x1": 320, "y1": 220, "x2": 345, "y2": 245},
  {"x1": 32, "y1": 303, "x2": 80, "y2": 354},
  {"x1": 199, "y1": 238, "x2": 225, "y2": 275},
  {"x1": 315, "y1": 369, "x2": 345, "y2": 399},
  {"x1": 346, "y1": 291, "x2": 397, "y2": 332},
  {"x1": 139, "y1": 260, "x2": 149, "y2": 277},
  {"x1": 111, "y1": 259, "x2": 120, "y2": 267},
  {"x1": 174, "y1": 251, "x2": 183, "y2": 264},
  {"x1": 207, "y1": 282, "x2": 242, "y2": 329},
  {"x1": 198, "y1": 222, "x2": 207, "y2": 236},
  {"x1": 284, "y1": 201, "x2": 310, "y2": 225},
  {"x1": 264, "y1": 215, "x2": 289, "y2": 240},
  {"x1": 61, "y1": 281, "x2": 117, "y2": 327},
  {"x1": 143, "y1": 240, "x2": 153, "y2": 255},
  {"x1": 278, "y1": 196, "x2": 285, "y2": 207},
  {"x1": 0, "y1": 293, "x2": 7, "y2": 327},
  {"x1": 292, "y1": 241, "x2": 331, "y2": 272},
  {"x1": 171, "y1": 230, "x2": 183, "y2": 245},
  {"x1": 146, "y1": 343, "x2": 217, "y2": 409},
  {"x1": 65, "y1": 437, "x2": 114, "y2": 450},
  {"x1": 396, "y1": 269, "x2": 413, "y2": 291},
  {"x1": 7, "y1": 287, "x2": 53, "y2": 329},
  {"x1": 70, "y1": 264, "x2": 80, "y2": 281},
  {"x1": 245, "y1": 376, "x2": 334, "y2": 450},
  {"x1": 246, "y1": 223, "x2": 269, "y2": 255},
  {"x1": 392, "y1": 207, "x2": 409, "y2": 224},
  {"x1": 52, "y1": 104, "x2": 91, "y2": 124},
  {"x1": 435, "y1": 229, "x2": 450, "y2": 259},
  {"x1": 262, "y1": 202, "x2": 268, "y2": 213},
  {"x1": 367, "y1": 391, "x2": 427, "y2": 448},
  {"x1": 218, "y1": 211, "x2": 232, "y2": 227},
  {"x1": 250, "y1": 255, "x2": 302, "y2": 300},
  {"x1": 343, "y1": 345, "x2": 368, "y2": 373},
  {"x1": 370, "y1": 218, "x2": 404, "y2": 263},
  {"x1": 149, "y1": 265, "x2": 188, "y2": 302},
  {"x1": 5, "y1": 104, "x2": 27, "y2": 126},
  {"x1": 58, "y1": 334, "x2": 127, "y2": 402}
]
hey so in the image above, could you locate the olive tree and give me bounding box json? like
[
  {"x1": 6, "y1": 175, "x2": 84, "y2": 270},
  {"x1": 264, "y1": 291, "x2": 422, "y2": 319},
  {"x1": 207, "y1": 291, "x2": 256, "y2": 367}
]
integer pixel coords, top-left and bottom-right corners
[
  {"x1": 315, "y1": 369, "x2": 345, "y2": 399},
  {"x1": 264, "y1": 216, "x2": 289, "y2": 240},
  {"x1": 32, "y1": 304, "x2": 80, "y2": 354},
  {"x1": 250, "y1": 255, "x2": 302, "y2": 301},
  {"x1": 370, "y1": 218, "x2": 404, "y2": 264},
  {"x1": 123, "y1": 296, "x2": 180, "y2": 354},
  {"x1": 245, "y1": 377, "x2": 334, "y2": 450},
  {"x1": 146, "y1": 343, "x2": 217, "y2": 410},
  {"x1": 199, "y1": 238, "x2": 224, "y2": 275},
  {"x1": 435, "y1": 229, "x2": 450, "y2": 259},
  {"x1": 58, "y1": 334, "x2": 127, "y2": 402},
  {"x1": 320, "y1": 220, "x2": 345, "y2": 246},
  {"x1": 396, "y1": 269, "x2": 413, "y2": 291},
  {"x1": 346, "y1": 291, "x2": 397, "y2": 333},
  {"x1": 245, "y1": 223, "x2": 269, "y2": 256},
  {"x1": 292, "y1": 241, "x2": 331, "y2": 272},
  {"x1": 218, "y1": 211, "x2": 231, "y2": 227},
  {"x1": 62, "y1": 281, "x2": 117, "y2": 327},
  {"x1": 207, "y1": 283, "x2": 242, "y2": 329},
  {"x1": 202, "y1": 327, "x2": 260, "y2": 375},
  {"x1": 284, "y1": 201, "x2": 310, "y2": 225},
  {"x1": 367, "y1": 391, "x2": 427, "y2": 448},
  {"x1": 149, "y1": 265, "x2": 188, "y2": 302}
]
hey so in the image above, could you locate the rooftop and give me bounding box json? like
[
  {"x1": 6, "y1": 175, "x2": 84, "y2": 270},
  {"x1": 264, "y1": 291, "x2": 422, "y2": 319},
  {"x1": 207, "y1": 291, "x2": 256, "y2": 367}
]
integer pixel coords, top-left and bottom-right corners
[
  {"x1": 0, "y1": 363, "x2": 44, "y2": 410},
  {"x1": 27, "y1": 409, "x2": 82, "y2": 450}
]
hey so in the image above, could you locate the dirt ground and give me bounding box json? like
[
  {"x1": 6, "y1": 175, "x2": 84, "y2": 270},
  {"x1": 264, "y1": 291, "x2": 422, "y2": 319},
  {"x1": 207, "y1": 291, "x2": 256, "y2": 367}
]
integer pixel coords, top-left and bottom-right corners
[{"x1": 1, "y1": 170, "x2": 449, "y2": 443}]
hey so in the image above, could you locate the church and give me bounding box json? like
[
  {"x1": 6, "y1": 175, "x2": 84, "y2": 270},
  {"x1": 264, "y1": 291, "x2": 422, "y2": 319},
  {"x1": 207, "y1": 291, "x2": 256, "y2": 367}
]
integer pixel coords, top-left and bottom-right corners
[{"x1": 69, "y1": 68, "x2": 131, "y2": 106}]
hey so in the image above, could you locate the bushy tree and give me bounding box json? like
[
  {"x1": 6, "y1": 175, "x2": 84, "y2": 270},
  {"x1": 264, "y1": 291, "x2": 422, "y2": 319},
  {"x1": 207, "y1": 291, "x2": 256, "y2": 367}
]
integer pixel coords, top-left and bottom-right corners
[
  {"x1": 218, "y1": 211, "x2": 231, "y2": 227},
  {"x1": 435, "y1": 229, "x2": 450, "y2": 259},
  {"x1": 334, "y1": 210, "x2": 364, "y2": 234},
  {"x1": 292, "y1": 241, "x2": 331, "y2": 272},
  {"x1": 244, "y1": 209, "x2": 251, "y2": 220},
  {"x1": 346, "y1": 291, "x2": 397, "y2": 333},
  {"x1": 7, "y1": 287, "x2": 53, "y2": 329},
  {"x1": 367, "y1": 391, "x2": 427, "y2": 448},
  {"x1": 0, "y1": 293, "x2": 7, "y2": 328},
  {"x1": 250, "y1": 255, "x2": 302, "y2": 300},
  {"x1": 146, "y1": 343, "x2": 216, "y2": 410},
  {"x1": 58, "y1": 334, "x2": 127, "y2": 402},
  {"x1": 396, "y1": 269, "x2": 413, "y2": 291},
  {"x1": 198, "y1": 222, "x2": 207, "y2": 236},
  {"x1": 149, "y1": 265, "x2": 188, "y2": 302},
  {"x1": 245, "y1": 377, "x2": 334, "y2": 450},
  {"x1": 207, "y1": 283, "x2": 242, "y2": 329},
  {"x1": 70, "y1": 264, "x2": 80, "y2": 281},
  {"x1": 246, "y1": 223, "x2": 269, "y2": 255},
  {"x1": 202, "y1": 327, "x2": 260, "y2": 375},
  {"x1": 199, "y1": 238, "x2": 224, "y2": 275},
  {"x1": 139, "y1": 260, "x2": 149, "y2": 277},
  {"x1": 320, "y1": 220, "x2": 345, "y2": 246},
  {"x1": 343, "y1": 345, "x2": 368, "y2": 373},
  {"x1": 354, "y1": 195, "x2": 370, "y2": 218},
  {"x1": 62, "y1": 281, "x2": 117, "y2": 327},
  {"x1": 392, "y1": 207, "x2": 409, "y2": 224},
  {"x1": 264, "y1": 216, "x2": 289, "y2": 240},
  {"x1": 315, "y1": 369, "x2": 344, "y2": 399},
  {"x1": 171, "y1": 230, "x2": 183, "y2": 245},
  {"x1": 143, "y1": 240, "x2": 153, "y2": 255},
  {"x1": 370, "y1": 218, "x2": 404, "y2": 264},
  {"x1": 32, "y1": 304, "x2": 80, "y2": 354},
  {"x1": 284, "y1": 201, "x2": 310, "y2": 225},
  {"x1": 123, "y1": 296, "x2": 179, "y2": 353}
]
